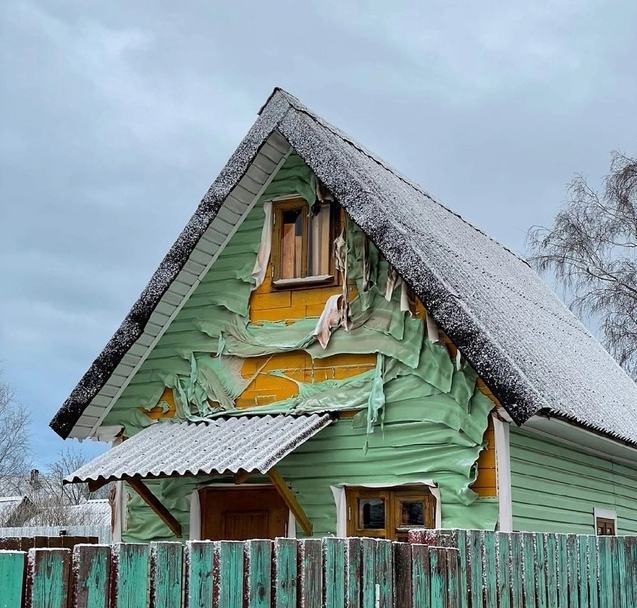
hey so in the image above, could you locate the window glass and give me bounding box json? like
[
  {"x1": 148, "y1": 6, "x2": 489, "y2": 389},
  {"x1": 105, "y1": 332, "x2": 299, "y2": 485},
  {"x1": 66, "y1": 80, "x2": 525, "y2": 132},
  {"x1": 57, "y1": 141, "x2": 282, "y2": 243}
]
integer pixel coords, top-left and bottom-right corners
[
  {"x1": 309, "y1": 204, "x2": 331, "y2": 276},
  {"x1": 399, "y1": 500, "x2": 424, "y2": 526},
  {"x1": 280, "y1": 208, "x2": 304, "y2": 279},
  {"x1": 347, "y1": 485, "x2": 434, "y2": 540},
  {"x1": 358, "y1": 497, "x2": 385, "y2": 529},
  {"x1": 596, "y1": 517, "x2": 616, "y2": 536}
]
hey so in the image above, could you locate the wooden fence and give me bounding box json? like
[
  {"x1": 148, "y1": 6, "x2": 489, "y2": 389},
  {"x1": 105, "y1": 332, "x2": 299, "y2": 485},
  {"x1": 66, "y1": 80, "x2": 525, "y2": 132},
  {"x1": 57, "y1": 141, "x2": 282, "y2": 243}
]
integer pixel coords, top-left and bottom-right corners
[
  {"x1": 0, "y1": 524, "x2": 111, "y2": 544},
  {"x1": 0, "y1": 535, "x2": 98, "y2": 551},
  {"x1": 410, "y1": 529, "x2": 637, "y2": 607},
  {"x1": 0, "y1": 531, "x2": 635, "y2": 607}
]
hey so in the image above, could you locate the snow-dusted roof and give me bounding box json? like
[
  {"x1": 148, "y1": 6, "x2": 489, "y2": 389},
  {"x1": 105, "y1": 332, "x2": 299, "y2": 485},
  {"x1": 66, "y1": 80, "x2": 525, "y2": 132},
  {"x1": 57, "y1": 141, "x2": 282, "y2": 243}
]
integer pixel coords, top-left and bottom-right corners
[
  {"x1": 50, "y1": 88, "x2": 637, "y2": 446},
  {"x1": 0, "y1": 496, "x2": 29, "y2": 526},
  {"x1": 65, "y1": 415, "x2": 332, "y2": 485}
]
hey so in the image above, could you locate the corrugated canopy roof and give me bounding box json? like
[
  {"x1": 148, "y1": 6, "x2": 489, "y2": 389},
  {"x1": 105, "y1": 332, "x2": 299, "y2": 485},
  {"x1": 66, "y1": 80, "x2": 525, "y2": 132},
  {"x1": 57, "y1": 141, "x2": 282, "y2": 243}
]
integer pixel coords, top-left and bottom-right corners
[{"x1": 64, "y1": 414, "x2": 332, "y2": 485}]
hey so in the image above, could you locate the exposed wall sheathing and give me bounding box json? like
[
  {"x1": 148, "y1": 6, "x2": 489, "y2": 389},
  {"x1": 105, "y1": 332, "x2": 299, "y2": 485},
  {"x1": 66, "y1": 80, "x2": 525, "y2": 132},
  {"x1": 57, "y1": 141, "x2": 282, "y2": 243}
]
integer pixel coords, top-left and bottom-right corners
[
  {"x1": 103, "y1": 153, "x2": 498, "y2": 541},
  {"x1": 510, "y1": 428, "x2": 637, "y2": 534}
]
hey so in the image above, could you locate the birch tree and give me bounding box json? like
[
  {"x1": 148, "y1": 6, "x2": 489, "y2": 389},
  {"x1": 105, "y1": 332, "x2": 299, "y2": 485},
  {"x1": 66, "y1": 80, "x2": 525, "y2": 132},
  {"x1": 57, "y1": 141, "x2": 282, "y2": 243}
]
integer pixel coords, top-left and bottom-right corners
[{"x1": 528, "y1": 152, "x2": 637, "y2": 378}]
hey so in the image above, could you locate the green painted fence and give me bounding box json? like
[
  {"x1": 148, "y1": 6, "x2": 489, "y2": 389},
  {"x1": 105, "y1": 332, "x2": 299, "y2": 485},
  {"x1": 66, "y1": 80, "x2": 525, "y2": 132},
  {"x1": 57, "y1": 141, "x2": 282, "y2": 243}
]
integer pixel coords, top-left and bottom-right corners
[
  {"x1": 0, "y1": 537, "x2": 458, "y2": 607},
  {"x1": 1, "y1": 532, "x2": 635, "y2": 607},
  {"x1": 409, "y1": 529, "x2": 637, "y2": 607}
]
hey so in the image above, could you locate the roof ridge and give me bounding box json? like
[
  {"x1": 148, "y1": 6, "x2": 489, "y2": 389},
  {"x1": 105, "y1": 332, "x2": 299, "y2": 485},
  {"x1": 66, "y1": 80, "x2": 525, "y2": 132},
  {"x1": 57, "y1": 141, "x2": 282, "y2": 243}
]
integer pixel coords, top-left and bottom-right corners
[{"x1": 273, "y1": 88, "x2": 530, "y2": 267}]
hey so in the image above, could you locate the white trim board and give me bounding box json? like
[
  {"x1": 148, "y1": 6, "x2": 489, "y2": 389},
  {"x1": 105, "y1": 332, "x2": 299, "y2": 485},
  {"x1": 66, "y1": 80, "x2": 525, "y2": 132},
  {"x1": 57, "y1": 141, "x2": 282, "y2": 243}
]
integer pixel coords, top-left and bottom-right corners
[
  {"x1": 493, "y1": 414, "x2": 512, "y2": 532},
  {"x1": 74, "y1": 136, "x2": 293, "y2": 440}
]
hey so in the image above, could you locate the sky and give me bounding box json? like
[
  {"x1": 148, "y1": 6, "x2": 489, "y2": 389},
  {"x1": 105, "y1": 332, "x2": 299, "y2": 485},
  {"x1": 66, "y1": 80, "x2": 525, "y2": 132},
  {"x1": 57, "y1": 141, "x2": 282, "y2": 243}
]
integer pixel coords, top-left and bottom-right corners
[{"x1": 1, "y1": 1, "x2": 636, "y2": 468}]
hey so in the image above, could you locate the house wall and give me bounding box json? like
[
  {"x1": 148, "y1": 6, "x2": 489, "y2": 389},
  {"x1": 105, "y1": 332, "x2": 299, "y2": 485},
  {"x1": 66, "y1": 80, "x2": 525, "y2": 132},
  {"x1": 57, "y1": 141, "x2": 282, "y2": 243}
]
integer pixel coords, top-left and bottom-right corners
[
  {"x1": 510, "y1": 427, "x2": 637, "y2": 534},
  {"x1": 277, "y1": 399, "x2": 498, "y2": 536},
  {"x1": 106, "y1": 152, "x2": 500, "y2": 541}
]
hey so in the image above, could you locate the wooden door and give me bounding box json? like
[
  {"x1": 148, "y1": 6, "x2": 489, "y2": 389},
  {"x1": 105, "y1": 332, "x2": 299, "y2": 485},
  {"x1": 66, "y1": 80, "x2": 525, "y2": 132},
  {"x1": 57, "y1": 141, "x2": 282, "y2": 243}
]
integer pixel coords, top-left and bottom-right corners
[{"x1": 200, "y1": 487, "x2": 288, "y2": 541}]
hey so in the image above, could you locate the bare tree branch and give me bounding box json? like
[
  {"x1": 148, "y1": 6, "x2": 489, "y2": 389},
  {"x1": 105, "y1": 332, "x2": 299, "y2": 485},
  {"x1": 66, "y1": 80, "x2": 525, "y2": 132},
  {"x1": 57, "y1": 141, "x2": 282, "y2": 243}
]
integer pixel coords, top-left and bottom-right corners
[
  {"x1": 0, "y1": 376, "x2": 31, "y2": 490},
  {"x1": 528, "y1": 151, "x2": 637, "y2": 379}
]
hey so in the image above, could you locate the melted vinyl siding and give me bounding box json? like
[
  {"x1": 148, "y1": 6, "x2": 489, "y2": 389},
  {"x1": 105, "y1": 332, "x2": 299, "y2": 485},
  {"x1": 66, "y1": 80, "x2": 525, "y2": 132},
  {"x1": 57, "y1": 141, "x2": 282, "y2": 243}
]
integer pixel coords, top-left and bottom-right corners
[
  {"x1": 277, "y1": 399, "x2": 498, "y2": 536},
  {"x1": 510, "y1": 427, "x2": 637, "y2": 534}
]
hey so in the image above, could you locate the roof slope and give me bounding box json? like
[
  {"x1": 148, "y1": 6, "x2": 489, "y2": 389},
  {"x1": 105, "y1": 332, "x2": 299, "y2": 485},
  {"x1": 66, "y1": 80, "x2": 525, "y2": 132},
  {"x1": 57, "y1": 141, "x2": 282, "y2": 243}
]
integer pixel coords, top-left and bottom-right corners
[
  {"x1": 50, "y1": 88, "x2": 637, "y2": 445},
  {"x1": 65, "y1": 415, "x2": 332, "y2": 485}
]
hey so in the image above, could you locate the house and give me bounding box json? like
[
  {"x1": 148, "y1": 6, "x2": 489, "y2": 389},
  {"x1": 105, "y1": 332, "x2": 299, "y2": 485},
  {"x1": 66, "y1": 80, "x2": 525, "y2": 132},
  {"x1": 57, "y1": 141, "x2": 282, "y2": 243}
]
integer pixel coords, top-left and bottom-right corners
[
  {"x1": 51, "y1": 89, "x2": 637, "y2": 543},
  {"x1": 0, "y1": 496, "x2": 33, "y2": 527},
  {"x1": 0, "y1": 470, "x2": 111, "y2": 529}
]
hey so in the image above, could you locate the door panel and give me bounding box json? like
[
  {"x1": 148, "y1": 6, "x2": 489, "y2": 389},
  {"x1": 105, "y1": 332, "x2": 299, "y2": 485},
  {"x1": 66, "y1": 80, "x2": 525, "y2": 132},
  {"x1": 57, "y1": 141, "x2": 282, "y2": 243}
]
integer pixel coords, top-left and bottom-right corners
[{"x1": 200, "y1": 487, "x2": 288, "y2": 541}]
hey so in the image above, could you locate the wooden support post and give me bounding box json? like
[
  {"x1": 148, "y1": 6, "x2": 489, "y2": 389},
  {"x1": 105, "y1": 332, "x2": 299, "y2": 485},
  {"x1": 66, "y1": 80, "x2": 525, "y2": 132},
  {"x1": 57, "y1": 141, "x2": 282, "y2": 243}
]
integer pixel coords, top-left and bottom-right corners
[
  {"x1": 126, "y1": 478, "x2": 182, "y2": 537},
  {"x1": 87, "y1": 479, "x2": 109, "y2": 493},
  {"x1": 267, "y1": 467, "x2": 313, "y2": 536}
]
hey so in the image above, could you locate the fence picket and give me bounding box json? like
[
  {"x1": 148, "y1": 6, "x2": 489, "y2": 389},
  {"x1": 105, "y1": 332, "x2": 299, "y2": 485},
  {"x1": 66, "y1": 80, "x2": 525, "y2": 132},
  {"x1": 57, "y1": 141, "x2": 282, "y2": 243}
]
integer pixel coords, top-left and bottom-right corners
[
  {"x1": 598, "y1": 537, "x2": 612, "y2": 608},
  {"x1": 151, "y1": 542, "x2": 183, "y2": 608},
  {"x1": 394, "y1": 543, "x2": 412, "y2": 608},
  {"x1": 375, "y1": 540, "x2": 393, "y2": 608},
  {"x1": 533, "y1": 532, "x2": 547, "y2": 608},
  {"x1": 325, "y1": 537, "x2": 346, "y2": 608},
  {"x1": 626, "y1": 537, "x2": 637, "y2": 607},
  {"x1": 299, "y1": 539, "x2": 321, "y2": 608},
  {"x1": 483, "y1": 531, "x2": 497, "y2": 607},
  {"x1": 0, "y1": 550, "x2": 25, "y2": 608},
  {"x1": 246, "y1": 540, "x2": 272, "y2": 608},
  {"x1": 446, "y1": 548, "x2": 459, "y2": 607},
  {"x1": 455, "y1": 530, "x2": 469, "y2": 608},
  {"x1": 411, "y1": 543, "x2": 431, "y2": 608},
  {"x1": 185, "y1": 541, "x2": 215, "y2": 608},
  {"x1": 577, "y1": 536, "x2": 589, "y2": 608},
  {"x1": 360, "y1": 538, "x2": 376, "y2": 608},
  {"x1": 557, "y1": 534, "x2": 569, "y2": 608},
  {"x1": 468, "y1": 531, "x2": 483, "y2": 607},
  {"x1": 565, "y1": 534, "x2": 578, "y2": 608},
  {"x1": 274, "y1": 538, "x2": 297, "y2": 608},
  {"x1": 345, "y1": 538, "x2": 362, "y2": 608},
  {"x1": 496, "y1": 533, "x2": 511, "y2": 608},
  {"x1": 73, "y1": 544, "x2": 111, "y2": 608},
  {"x1": 430, "y1": 547, "x2": 449, "y2": 608},
  {"x1": 28, "y1": 548, "x2": 70, "y2": 608},
  {"x1": 218, "y1": 541, "x2": 244, "y2": 608},
  {"x1": 521, "y1": 533, "x2": 537, "y2": 606},
  {"x1": 510, "y1": 533, "x2": 524, "y2": 608},
  {"x1": 610, "y1": 537, "x2": 623, "y2": 608},
  {"x1": 586, "y1": 535, "x2": 599, "y2": 608},
  {"x1": 112, "y1": 543, "x2": 150, "y2": 608}
]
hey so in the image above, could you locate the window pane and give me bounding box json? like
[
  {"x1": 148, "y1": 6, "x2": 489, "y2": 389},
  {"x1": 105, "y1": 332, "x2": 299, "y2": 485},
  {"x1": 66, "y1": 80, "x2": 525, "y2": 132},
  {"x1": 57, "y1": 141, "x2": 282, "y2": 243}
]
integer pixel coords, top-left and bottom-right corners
[
  {"x1": 358, "y1": 498, "x2": 385, "y2": 529},
  {"x1": 400, "y1": 500, "x2": 424, "y2": 526},
  {"x1": 309, "y1": 205, "x2": 331, "y2": 276},
  {"x1": 281, "y1": 208, "x2": 304, "y2": 278}
]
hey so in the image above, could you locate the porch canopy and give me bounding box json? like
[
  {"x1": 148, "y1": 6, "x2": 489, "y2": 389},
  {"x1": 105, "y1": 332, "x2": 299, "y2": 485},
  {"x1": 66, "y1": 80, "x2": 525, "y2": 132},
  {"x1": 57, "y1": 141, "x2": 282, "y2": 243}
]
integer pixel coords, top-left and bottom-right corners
[{"x1": 65, "y1": 414, "x2": 332, "y2": 536}]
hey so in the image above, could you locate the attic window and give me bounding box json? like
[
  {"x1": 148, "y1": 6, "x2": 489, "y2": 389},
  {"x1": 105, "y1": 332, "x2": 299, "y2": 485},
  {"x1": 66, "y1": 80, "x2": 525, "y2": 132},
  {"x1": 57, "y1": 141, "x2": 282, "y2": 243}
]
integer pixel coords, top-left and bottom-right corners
[{"x1": 271, "y1": 198, "x2": 337, "y2": 287}]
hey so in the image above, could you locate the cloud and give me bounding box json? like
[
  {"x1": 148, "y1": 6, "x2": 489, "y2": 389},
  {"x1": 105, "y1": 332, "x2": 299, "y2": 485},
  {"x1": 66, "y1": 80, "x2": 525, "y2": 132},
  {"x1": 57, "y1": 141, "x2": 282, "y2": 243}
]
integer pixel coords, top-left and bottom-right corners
[{"x1": 1, "y1": 0, "x2": 635, "y2": 466}]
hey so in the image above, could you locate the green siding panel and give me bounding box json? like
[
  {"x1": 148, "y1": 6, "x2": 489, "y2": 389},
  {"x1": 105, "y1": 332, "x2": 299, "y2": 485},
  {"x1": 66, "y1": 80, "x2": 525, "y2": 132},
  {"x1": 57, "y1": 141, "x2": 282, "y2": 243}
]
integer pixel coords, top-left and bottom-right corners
[{"x1": 510, "y1": 428, "x2": 637, "y2": 534}]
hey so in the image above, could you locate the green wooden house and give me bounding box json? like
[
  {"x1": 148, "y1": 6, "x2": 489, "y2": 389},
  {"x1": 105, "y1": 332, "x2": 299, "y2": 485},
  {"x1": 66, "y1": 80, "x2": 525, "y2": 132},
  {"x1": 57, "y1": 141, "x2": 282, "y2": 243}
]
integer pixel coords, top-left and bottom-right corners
[{"x1": 50, "y1": 89, "x2": 637, "y2": 543}]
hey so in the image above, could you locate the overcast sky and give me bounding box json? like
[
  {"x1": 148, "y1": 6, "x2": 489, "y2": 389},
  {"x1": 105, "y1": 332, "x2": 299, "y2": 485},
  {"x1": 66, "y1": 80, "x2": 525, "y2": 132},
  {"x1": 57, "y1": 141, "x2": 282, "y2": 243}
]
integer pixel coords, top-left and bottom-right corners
[{"x1": 1, "y1": 1, "x2": 636, "y2": 468}]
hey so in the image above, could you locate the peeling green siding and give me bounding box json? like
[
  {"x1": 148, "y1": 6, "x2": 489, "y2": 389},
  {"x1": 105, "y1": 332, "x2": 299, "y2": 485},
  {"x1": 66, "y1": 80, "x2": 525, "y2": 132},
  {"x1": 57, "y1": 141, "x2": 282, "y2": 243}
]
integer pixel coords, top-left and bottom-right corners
[
  {"x1": 109, "y1": 152, "x2": 498, "y2": 542},
  {"x1": 277, "y1": 398, "x2": 498, "y2": 535},
  {"x1": 510, "y1": 428, "x2": 637, "y2": 534}
]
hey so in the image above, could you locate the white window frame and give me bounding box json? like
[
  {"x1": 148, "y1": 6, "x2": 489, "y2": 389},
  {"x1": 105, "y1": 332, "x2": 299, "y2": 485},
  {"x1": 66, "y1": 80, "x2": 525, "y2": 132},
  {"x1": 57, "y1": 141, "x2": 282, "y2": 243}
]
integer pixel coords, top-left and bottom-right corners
[{"x1": 593, "y1": 507, "x2": 617, "y2": 535}]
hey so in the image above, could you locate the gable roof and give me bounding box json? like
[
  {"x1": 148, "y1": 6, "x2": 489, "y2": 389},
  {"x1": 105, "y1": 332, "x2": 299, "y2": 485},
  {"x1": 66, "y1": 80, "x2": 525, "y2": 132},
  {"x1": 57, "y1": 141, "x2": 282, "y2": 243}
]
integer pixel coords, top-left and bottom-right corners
[{"x1": 50, "y1": 88, "x2": 637, "y2": 447}]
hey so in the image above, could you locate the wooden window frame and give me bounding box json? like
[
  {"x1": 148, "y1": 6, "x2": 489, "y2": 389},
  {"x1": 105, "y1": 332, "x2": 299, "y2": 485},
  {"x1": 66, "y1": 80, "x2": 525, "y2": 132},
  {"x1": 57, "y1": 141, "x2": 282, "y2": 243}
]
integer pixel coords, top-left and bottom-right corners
[
  {"x1": 271, "y1": 197, "x2": 339, "y2": 289},
  {"x1": 345, "y1": 485, "x2": 436, "y2": 541}
]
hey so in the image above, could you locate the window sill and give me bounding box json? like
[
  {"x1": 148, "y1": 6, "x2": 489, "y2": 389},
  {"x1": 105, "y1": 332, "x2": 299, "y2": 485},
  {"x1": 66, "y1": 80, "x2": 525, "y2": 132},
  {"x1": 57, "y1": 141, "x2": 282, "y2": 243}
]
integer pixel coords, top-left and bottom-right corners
[{"x1": 272, "y1": 275, "x2": 335, "y2": 289}]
